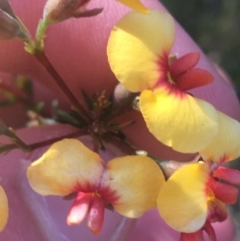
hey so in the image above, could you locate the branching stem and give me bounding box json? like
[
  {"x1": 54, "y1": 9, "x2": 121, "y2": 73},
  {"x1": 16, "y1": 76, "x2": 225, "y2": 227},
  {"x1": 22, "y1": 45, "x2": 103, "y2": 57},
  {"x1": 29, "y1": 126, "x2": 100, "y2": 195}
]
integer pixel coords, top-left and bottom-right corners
[{"x1": 28, "y1": 128, "x2": 88, "y2": 151}]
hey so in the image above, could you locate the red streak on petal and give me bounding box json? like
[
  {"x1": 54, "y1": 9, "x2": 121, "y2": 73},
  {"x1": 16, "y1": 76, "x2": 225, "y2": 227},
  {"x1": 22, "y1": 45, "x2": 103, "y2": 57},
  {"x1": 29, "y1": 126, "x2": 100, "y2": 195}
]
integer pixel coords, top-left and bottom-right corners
[
  {"x1": 73, "y1": 181, "x2": 97, "y2": 193},
  {"x1": 73, "y1": 180, "x2": 120, "y2": 207},
  {"x1": 98, "y1": 185, "x2": 120, "y2": 205},
  {"x1": 214, "y1": 166, "x2": 240, "y2": 185},
  {"x1": 174, "y1": 68, "x2": 214, "y2": 91},
  {"x1": 157, "y1": 51, "x2": 169, "y2": 77},
  {"x1": 155, "y1": 52, "x2": 171, "y2": 87},
  {"x1": 67, "y1": 192, "x2": 92, "y2": 225},
  {"x1": 158, "y1": 83, "x2": 188, "y2": 99},
  {"x1": 170, "y1": 52, "x2": 200, "y2": 77},
  {"x1": 180, "y1": 230, "x2": 204, "y2": 241},
  {"x1": 87, "y1": 195, "x2": 105, "y2": 235},
  {"x1": 208, "y1": 178, "x2": 239, "y2": 204},
  {"x1": 156, "y1": 51, "x2": 213, "y2": 94},
  {"x1": 203, "y1": 222, "x2": 217, "y2": 241}
]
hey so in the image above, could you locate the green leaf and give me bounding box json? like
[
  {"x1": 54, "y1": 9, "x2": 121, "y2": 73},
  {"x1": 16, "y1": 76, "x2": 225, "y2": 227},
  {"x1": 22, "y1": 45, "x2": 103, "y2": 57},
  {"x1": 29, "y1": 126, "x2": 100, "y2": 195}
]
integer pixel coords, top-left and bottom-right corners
[
  {"x1": 0, "y1": 119, "x2": 31, "y2": 152},
  {"x1": 102, "y1": 94, "x2": 113, "y2": 117},
  {"x1": 53, "y1": 102, "x2": 87, "y2": 127},
  {"x1": 16, "y1": 76, "x2": 33, "y2": 99},
  {"x1": 81, "y1": 89, "x2": 93, "y2": 112},
  {"x1": 0, "y1": 88, "x2": 16, "y2": 102},
  {"x1": 0, "y1": 99, "x2": 17, "y2": 106}
]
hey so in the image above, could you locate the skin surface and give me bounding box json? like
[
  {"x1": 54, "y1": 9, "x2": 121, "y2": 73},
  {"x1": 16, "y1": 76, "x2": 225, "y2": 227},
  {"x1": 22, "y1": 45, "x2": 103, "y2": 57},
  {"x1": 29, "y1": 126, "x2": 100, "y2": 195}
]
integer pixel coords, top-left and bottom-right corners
[{"x1": 0, "y1": 0, "x2": 238, "y2": 240}]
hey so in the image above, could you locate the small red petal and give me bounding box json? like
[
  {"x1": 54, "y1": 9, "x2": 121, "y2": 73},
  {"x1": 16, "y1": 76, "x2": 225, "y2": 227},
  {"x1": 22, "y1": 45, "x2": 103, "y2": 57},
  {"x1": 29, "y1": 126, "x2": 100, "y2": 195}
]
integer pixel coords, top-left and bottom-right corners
[
  {"x1": 208, "y1": 178, "x2": 238, "y2": 204},
  {"x1": 203, "y1": 222, "x2": 217, "y2": 241},
  {"x1": 87, "y1": 195, "x2": 105, "y2": 235},
  {"x1": 67, "y1": 192, "x2": 92, "y2": 225},
  {"x1": 180, "y1": 230, "x2": 204, "y2": 241},
  {"x1": 170, "y1": 52, "x2": 200, "y2": 77},
  {"x1": 214, "y1": 166, "x2": 240, "y2": 185},
  {"x1": 174, "y1": 68, "x2": 214, "y2": 91}
]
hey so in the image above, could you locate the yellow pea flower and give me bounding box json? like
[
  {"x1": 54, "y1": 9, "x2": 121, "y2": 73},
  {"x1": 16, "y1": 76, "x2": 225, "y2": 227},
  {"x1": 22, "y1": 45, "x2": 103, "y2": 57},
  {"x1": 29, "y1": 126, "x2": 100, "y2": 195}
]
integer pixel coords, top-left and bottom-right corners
[
  {"x1": 0, "y1": 186, "x2": 8, "y2": 232},
  {"x1": 157, "y1": 112, "x2": 240, "y2": 240},
  {"x1": 107, "y1": 9, "x2": 219, "y2": 153},
  {"x1": 27, "y1": 139, "x2": 165, "y2": 235},
  {"x1": 116, "y1": 0, "x2": 149, "y2": 14}
]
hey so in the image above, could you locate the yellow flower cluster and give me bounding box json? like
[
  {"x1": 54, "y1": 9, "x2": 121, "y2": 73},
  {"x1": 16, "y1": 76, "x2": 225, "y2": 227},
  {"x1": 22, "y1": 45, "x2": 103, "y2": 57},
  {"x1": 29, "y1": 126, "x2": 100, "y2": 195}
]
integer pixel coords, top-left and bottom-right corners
[
  {"x1": 107, "y1": 1, "x2": 240, "y2": 239},
  {"x1": 24, "y1": 0, "x2": 240, "y2": 240}
]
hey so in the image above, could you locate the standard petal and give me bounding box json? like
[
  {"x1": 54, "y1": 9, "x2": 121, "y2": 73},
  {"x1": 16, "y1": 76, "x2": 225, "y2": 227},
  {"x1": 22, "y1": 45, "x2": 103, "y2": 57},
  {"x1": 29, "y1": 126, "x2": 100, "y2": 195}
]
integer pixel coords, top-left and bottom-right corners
[
  {"x1": 0, "y1": 186, "x2": 8, "y2": 231},
  {"x1": 140, "y1": 88, "x2": 219, "y2": 153},
  {"x1": 27, "y1": 139, "x2": 104, "y2": 196},
  {"x1": 158, "y1": 163, "x2": 209, "y2": 233},
  {"x1": 107, "y1": 9, "x2": 175, "y2": 92},
  {"x1": 200, "y1": 111, "x2": 240, "y2": 163},
  {"x1": 116, "y1": 0, "x2": 149, "y2": 14},
  {"x1": 101, "y1": 155, "x2": 165, "y2": 218}
]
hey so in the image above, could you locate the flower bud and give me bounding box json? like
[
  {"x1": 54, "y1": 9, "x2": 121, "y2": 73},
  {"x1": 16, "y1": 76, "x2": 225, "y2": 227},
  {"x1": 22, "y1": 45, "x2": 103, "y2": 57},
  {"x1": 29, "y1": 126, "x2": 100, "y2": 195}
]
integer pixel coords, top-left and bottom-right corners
[
  {"x1": 43, "y1": 0, "x2": 103, "y2": 24},
  {"x1": 0, "y1": 8, "x2": 21, "y2": 39},
  {"x1": 0, "y1": 0, "x2": 17, "y2": 18},
  {"x1": 113, "y1": 83, "x2": 138, "y2": 109}
]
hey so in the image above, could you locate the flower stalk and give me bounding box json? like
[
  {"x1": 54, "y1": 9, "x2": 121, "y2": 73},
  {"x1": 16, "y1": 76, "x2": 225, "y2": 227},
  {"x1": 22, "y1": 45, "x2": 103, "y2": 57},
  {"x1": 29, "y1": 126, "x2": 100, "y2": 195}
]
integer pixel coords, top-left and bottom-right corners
[{"x1": 33, "y1": 51, "x2": 91, "y2": 122}]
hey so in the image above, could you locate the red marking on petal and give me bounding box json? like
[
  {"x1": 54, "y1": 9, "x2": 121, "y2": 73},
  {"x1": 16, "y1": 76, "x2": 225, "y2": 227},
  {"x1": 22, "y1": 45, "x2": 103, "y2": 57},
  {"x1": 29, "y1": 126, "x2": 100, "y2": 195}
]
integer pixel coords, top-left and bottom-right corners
[
  {"x1": 87, "y1": 195, "x2": 105, "y2": 235},
  {"x1": 99, "y1": 186, "x2": 120, "y2": 205},
  {"x1": 170, "y1": 52, "x2": 200, "y2": 77},
  {"x1": 157, "y1": 51, "x2": 169, "y2": 77},
  {"x1": 73, "y1": 181, "x2": 97, "y2": 193},
  {"x1": 67, "y1": 192, "x2": 92, "y2": 226},
  {"x1": 203, "y1": 222, "x2": 217, "y2": 241},
  {"x1": 154, "y1": 79, "x2": 188, "y2": 100},
  {"x1": 207, "y1": 198, "x2": 227, "y2": 223},
  {"x1": 174, "y1": 68, "x2": 214, "y2": 91},
  {"x1": 180, "y1": 230, "x2": 204, "y2": 241},
  {"x1": 208, "y1": 178, "x2": 238, "y2": 204},
  {"x1": 214, "y1": 166, "x2": 240, "y2": 185}
]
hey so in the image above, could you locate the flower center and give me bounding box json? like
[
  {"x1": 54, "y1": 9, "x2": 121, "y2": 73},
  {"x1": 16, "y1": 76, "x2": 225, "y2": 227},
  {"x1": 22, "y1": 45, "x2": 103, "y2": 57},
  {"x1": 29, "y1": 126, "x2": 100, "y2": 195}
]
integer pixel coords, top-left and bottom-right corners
[{"x1": 158, "y1": 52, "x2": 214, "y2": 92}]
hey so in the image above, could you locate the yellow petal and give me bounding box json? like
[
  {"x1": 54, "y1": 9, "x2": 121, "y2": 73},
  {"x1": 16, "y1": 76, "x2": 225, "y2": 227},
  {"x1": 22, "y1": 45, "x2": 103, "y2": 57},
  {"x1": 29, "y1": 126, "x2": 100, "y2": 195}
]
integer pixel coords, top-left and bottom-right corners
[
  {"x1": 27, "y1": 139, "x2": 104, "y2": 196},
  {"x1": 0, "y1": 186, "x2": 8, "y2": 231},
  {"x1": 116, "y1": 0, "x2": 149, "y2": 14},
  {"x1": 158, "y1": 163, "x2": 209, "y2": 233},
  {"x1": 140, "y1": 88, "x2": 219, "y2": 153},
  {"x1": 200, "y1": 111, "x2": 240, "y2": 163},
  {"x1": 101, "y1": 155, "x2": 165, "y2": 218},
  {"x1": 107, "y1": 9, "x2": 175, "y2": 92}
]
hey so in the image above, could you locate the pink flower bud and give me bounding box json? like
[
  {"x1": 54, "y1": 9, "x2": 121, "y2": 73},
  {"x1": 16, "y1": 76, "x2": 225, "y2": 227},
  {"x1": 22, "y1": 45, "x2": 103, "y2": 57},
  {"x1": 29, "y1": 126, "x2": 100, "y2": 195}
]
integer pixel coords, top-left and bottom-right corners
[
  {"x1": 43, "y1": 0, "x2": 103, "y2": 24},
  {"x1": 0, "y1": 8, "x2": 21, "y2": 40},
  {"x1": 0, "y1": 0, "x2": 17, "y2": 18}
]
